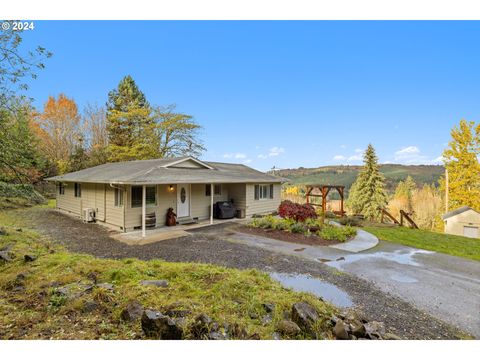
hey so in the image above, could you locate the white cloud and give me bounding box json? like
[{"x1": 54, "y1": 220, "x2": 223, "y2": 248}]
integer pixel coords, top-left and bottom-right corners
[
  {"x1": 348, "y1": 154, "x2": 363, "y2": 162},
  {"x1": 394, "y1": 146, "x2": 443, "y2": 165},
  {"x1": 340, "y1": 144, "x2": 347, "y2": 149},
  {"x1": 258, "y1": 146, "x2": 285, "y2": 159},
  {"x1": 333, "y1": 155, "x2": 346, "y2": 161},
  {"x1": 243, "y1": 159, "x2": 252, "y2": 164},
  {"x1": 354, "y1": 148, "x2": 364, "y2": 153},
  {"x1": 223, "y1": 152, "x2": 247, "y2": 159}
]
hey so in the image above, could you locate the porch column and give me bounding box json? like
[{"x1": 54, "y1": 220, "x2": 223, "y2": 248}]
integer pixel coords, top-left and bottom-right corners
[
  {"x1": 210, "y1": 183, "x2": 214, "y2": 224},
  {"x1": 142, "y1": 185, "x2": 146, "y2": 238}
]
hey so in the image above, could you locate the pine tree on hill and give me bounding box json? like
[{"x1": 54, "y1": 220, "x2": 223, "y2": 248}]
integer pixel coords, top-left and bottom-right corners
[
  {"x1": 347, "y1": 144, "x2": 387, "y2": 220},
  {"x1": 106, "y1": 75, "x2": 149, "y2": 113}
]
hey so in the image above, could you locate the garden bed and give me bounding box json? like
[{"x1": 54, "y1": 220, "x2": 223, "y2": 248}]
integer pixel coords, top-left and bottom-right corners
[{"x1": 237, "y1": 225, "x2": 342, "y2": 246}]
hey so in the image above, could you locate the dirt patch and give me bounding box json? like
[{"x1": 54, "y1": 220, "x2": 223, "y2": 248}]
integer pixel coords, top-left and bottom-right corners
[{"x1": 236, "y1": 225, "x2": 341, "y2": 246}]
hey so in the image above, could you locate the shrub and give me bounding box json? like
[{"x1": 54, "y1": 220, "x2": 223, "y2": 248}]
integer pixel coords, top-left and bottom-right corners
[
  {"x1": 318, "y1": 225, "x2": 357, "y2": 242},
  {"x1": 289, "y1": 222, "x2": 307, "y2": 234},
  {"x1": 0, "y1": 182, "x2": 46, "y2": 204},
  {"x1": 338, "y1": 216, "x2": 362, "y2": 227},
  {"x1": 278, "y1": 200, "x2": 317, "y2": 222},
  {"x1": 249, "y1": 215, "x2": 277, "y2": 229}
]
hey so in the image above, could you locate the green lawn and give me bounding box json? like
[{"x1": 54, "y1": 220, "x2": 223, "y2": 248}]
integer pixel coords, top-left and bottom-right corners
[{"x1": 364, "y1": 226, "x2": 480, "y2": 261}]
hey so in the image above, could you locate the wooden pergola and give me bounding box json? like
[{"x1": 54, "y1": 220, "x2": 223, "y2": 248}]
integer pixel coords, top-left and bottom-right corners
[{"x1": 305, "y1": 184, "x2": 346, "y2": 216}]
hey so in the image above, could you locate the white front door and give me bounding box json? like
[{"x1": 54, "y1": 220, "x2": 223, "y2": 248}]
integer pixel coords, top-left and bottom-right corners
[
  {"x1": 177, "y1": 184, "x2": 190, "y2": 218},
  {"x1": 463, "y1": 226, "x2": 479, "y2": 238}
]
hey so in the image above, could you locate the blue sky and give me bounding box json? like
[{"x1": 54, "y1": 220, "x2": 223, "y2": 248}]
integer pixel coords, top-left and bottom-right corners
[{"x1": 19, "y1": 21, "x2": 480, "y2": 171}]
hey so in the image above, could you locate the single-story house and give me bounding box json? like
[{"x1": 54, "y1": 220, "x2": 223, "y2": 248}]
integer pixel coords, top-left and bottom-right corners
[
  {"x1": 442, "y1": 206, "x2": 480, "y2": 239},
  {"x1": 47, "y1": 157, "x2": 283, "y2": 236}
]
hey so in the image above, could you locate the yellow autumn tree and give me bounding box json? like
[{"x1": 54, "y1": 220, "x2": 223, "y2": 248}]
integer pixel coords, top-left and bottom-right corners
[{"x1": 440, "y1": 119, "x2": 480, "y2": 211}]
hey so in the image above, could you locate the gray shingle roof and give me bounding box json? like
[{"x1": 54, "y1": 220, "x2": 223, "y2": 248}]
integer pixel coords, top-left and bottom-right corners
[
  {"x1": 46, "y1": 157, "x2": 285, "y2": 185},
  {"x1": 442, "y1": 206, "x2": 479, "y2": 220}
]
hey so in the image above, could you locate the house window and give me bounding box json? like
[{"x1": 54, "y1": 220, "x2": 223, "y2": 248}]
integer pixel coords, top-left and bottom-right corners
[
  {"x1": 254, "y1": 184, "x2": 274, "y2": 200},
  {"x1": 131, "y1": 186, "x2": 156, "y2": 208},
  {"x1": 205, "y1": 184, "x2": 222, "y2": 196},
  {"x1": 57, "y1": 183, "x2": 65, "y2": 195},
  {"x1": 74, "y1": 183, "x2": 81, "y2": 198},
  {"x1": 114, "y1": 188, "x2": 124, "y2": 207}
]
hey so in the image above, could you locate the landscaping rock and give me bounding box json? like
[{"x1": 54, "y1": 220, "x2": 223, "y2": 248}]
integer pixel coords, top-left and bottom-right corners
[
  {"x1": 291, "y1": 302, "x2": 319, "y2": 332},
  {"x1": 248, "y1": 333, "x2": 261, "y2": 340},
  {"x1": 140, "y1": 280, "x2": 169, "y2": 288},
  {"x1": 272, "y1": 332, "x2": 282, "y2": 340},
  {"x1": 351, "y1": 323, "x2": 367, "y2": 338},
  {"x1": 191, "y1": 313, "x2": 213, "y2": 338},
  {"x1": 208, "y1": 331, "x2": 228, "y2": 340},
  {"x1": 0, "y1": 251, "x2": 12, "y2": 263},
  {"x1": 383, "y1": 333, "x2": 402, "y2": 340},
  {"x1": 333, "y1": 320, "x2": 349, "y2": 340},
  {"x1": 262, "y1": 303, "x2": 275, "y2": 313},
  {"x1": 0, "y1": 227, "x2": 7, "y2": 236},
  {"x1": 120, "y1": 301, "x2": 144, "y2": 322},
  {"x1": 261, "y1": 314, "x2": 273, "y2": 326},
  {"x1": 365, "y1": 321, "x2": 386, "y2": 337},
  {"x1": 141, "y1": 310, "x2": 183, "y2": 339},
  {"x1": 83, "y1": 300, "x2": 99, "y2": 313},
  {"x1": 24, "y1": 254, "x2": 37, "y2": 262},
  {"x1": 97, "y1": 283, "x2": 114, "y2": 291},
  {"x1": 165, "y1": 309, "x2": 191, "y2": 318},
  {"x1": 276, "y1": 320, "x2": 301, "y2": 336}
]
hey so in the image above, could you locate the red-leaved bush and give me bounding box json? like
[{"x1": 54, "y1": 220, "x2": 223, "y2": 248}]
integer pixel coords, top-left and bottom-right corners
[{"x1": 278, "y1": 200, "x2": 317, "y2": 222}]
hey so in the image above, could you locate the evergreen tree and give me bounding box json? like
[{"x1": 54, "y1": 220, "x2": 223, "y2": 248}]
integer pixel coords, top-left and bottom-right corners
[
  {"x1": 106, "y1": 76, "x2": 157, "y2": 162},
  {"x1": 440, "y1": 119, "x2": 480, "y2": 210},
  {"x1": 106, "y1": 75, "x2": 148, "y2": 113},
  {"x1": 347, "y1": 144, "x2": 387, "y2": 220}
]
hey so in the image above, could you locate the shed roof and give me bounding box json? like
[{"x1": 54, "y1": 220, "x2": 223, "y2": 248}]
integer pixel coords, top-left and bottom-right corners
[
  {"x1": 442, "y1": 206, "x2": 480, "y2": 220},
  {"x1": 46, "y1": 157, "x2": 285, "y2": 185}
]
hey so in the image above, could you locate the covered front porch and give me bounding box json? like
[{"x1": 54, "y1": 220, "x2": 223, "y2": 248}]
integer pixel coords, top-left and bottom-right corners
[
  {"x1": 125, "y1": 183, "x2": 247, "y2": 237},
  {"x1": 112, "y1": 216, "x2": 246, "y2": 245}
]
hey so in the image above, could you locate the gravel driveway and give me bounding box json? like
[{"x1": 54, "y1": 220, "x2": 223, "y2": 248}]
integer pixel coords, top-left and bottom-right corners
[{"x1": 23, "y1": 208, "x2": 473, "y2": 339}]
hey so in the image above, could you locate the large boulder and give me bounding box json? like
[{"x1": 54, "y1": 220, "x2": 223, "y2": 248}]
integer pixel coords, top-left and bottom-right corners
[
  {"x1": 333, "y1": 320, "x2": 349, "y2": 340},
  {"x1": 291, "y1": 302, "x2": 319, "y2": 332},
  {"x1": 141, "y1": 310, "x2": 183, "y2": 339},
  {"x1": 276, "y1": 320, "x2": 301, "y2": 337},
  {"x1": 0, "y1": 251, "x2": 12, "y2": 263},
  {"x1": 120, "y1": 301, "x2": 144, "y2": 322}
]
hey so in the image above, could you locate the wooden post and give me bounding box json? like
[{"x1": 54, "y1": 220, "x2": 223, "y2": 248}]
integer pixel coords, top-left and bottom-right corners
[
  {"x1": 142, "y1": 185, "x2": 146, "y2": 238},
  {"x1": 210, "y1": 183, "x2": 214, "y2": 225}
]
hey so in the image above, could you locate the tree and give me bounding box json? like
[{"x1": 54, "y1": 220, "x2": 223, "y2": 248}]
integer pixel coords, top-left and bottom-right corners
[
  {"x1": 83, "y1": 103, "x2": 108, "y2": 167},
  {"x1": 347, "y1": 144, "x2": 387, "y2": 220},
  {"x1": 393, "y1": 175, "x2": 417, "y2": 213},
  {"x1": 153, "y1": 105, "x2": 205, "y2": 158},
  {"x1": 106, "y1": 107, "x2": 159, "y2": 162},
  {"x1": 412, "y1": 184, "x2": 444, "y2": 231},
  {"x1": 440, "y1": 119, "x2": 480, "y2": 211},
  {"x1": 106, "y1": 75, "x2": 148, "y2": 113},
  {"x1": 0, "y1": 24, "x2": 52, "y2": 108},
  {"x1": 0, "y1": 99, "x2": 46, "y2": 182},
  {"x1": 35, "y1": 94, "x2": 82, "y2": 173}
]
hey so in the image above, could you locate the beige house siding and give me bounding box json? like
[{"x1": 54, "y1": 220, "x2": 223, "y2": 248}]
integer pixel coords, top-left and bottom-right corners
[
  {"x1": 190, "y1": 184, "x2": 229, "y2": 220},
  {"x1": 444, "y1": 209, "x2": 480, "y2": 238},
  {"x1": 245, "y1": 183, "x2": 281, "y2": 216},
  {"x1": 56, "y1": 181, "x2": 282, "y2": 232},
  {"x1": 124, "y1": 184, "x2": 176, "y2": 231}
]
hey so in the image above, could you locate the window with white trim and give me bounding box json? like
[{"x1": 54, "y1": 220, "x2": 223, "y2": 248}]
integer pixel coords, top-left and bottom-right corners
[
  {"x1": 254, "y1": 184, "x2": 274, "y2": 200},
  {"x1": 114, "y1": 188, "x2": 124, "y2": 207},
  {"x1": 57, "y1": 183, "x2": 65, "y2": 195},
  {"x1": 205, "y1": 184, "x2": 222, "y2": 196},
  {"x1": 131, "y1": 186, "x2": 156, "y2": 208}
]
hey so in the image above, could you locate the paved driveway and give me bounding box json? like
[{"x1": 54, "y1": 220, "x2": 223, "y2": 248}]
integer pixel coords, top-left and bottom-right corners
[{"x1": 229, "y1": 230, "x2": 480, "y2": 338}]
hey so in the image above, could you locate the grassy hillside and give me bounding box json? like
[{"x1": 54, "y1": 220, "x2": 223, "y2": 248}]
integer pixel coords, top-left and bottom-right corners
[
  {"x1": 0, "y1": 204, "x2": 336, "y2": 340},
  {"x1": 274, "y1": 164, "x2": 444, "y2": 193}
]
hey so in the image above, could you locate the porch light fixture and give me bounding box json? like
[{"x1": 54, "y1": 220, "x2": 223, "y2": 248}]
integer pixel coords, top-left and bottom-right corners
[{"x1": 169, "y1": 185, "x2": 174, "y2": 192}]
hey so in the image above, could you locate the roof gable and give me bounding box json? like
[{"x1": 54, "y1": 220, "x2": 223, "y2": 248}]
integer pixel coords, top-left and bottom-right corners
[
  {"x1": 442, "y1": 206, "x2": 480, "y2": 220},
  {"x1": 162, "y1": 157, "x2": 214, "y2": 170}
]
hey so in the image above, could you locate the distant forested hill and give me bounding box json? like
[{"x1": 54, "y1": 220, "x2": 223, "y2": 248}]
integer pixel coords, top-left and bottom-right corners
[{"x1": 272, "y1": 164, "x2": 444, "y2": 193}]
